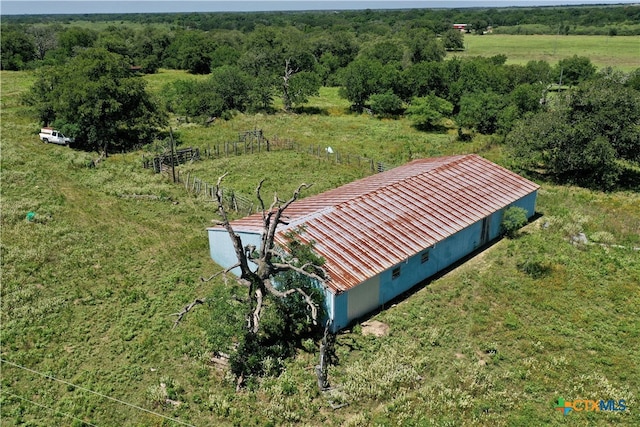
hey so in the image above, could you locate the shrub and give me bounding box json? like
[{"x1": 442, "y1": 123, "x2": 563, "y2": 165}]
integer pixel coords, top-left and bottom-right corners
[
  {"x1": 501, "y1": 206, "x2": 529, "y2": 238},
  {"x1": 368, "y1": 91, "x2": 404, "y2": 117}
]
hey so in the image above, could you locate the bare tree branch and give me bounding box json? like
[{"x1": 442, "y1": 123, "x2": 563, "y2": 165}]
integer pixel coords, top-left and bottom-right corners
[
  {"x1": 294, "y1": 287, "x2": 318, "y2": 326},
  {"x1": 272, "y1": 262, "x2": 327, "y2": 283},
  {"x1": 256, "y1": 179, "x2": 267, "y2": 219},
  {"x1": 172, "y1": 298, "x2": 206, "y2": 329},
  {"x1": 178, "y1": 173, "x2": 325, "y2": 387},
  {"x1": 200, "y1": 263, "x2": 241, "y2": 282},
  {"x1": 263, "y1": 279, "x2": 318, "y2": 326},
  {"x1": 251, "y1": 288, "x2": 264, "y2": 334},
  {"x1": 264, "y1": 183, "x2": 312, "y2": 261},
  {"x1": 263, "y1": 278, "x2": 296, "y2": 298},
  {"x1": 215, "y1": 174, "x2": 253, "y2": 279}
]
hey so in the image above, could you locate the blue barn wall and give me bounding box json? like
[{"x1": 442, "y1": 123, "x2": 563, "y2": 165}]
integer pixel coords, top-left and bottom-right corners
[
  {"x1": 331, "y1": 292, "x2": 349, "y2": 331},
  {"x1": 208, "y1": 229, "x2": 262, "y2": 275},
  {"x1": 338, "y1": 191, "x2": 538, "y2": 330}
]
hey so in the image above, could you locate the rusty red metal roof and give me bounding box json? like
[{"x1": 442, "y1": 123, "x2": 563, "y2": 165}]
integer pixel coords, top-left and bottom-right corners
[{"x1": 211, "y1": 154, "x2": 539, "y2": 293}]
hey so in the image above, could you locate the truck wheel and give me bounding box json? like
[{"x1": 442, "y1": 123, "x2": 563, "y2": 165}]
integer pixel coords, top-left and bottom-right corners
[{"x1": 43, "y1": 138, "x2": 49, "y2": 143}]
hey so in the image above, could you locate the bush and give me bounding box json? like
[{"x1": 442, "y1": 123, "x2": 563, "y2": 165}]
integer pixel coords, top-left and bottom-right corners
[
  {"x1": 369, "y1": 91, "x2": 404, "y2": 117},
  {"x1": 501, "y1": 206, "x2": 529, "y2": 238}
]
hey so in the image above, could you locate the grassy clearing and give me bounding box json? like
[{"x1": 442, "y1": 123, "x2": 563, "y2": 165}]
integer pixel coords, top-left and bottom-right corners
[
  {"x1": 456, "y1": 34, "x2": 640, "y2": 71},
  {"x1": 1, "y1": 70, "x2": 639, "y2": 426}
]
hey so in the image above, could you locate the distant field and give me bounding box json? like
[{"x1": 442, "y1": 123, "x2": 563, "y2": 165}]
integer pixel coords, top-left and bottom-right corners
[{"x1": 455, "y1": 34, "x2": 640, "y2": 71}]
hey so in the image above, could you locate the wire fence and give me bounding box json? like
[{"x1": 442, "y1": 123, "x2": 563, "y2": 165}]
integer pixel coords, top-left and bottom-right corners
[
  {"x1": 143, "y1": 130, "x2": 393, "y2": 214},
  {"x1": 177, "y1": 170, "x2": 255, "y2": 215}
]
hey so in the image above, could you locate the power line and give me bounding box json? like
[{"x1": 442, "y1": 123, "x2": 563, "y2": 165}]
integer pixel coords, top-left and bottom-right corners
[
  {"x1": 1, "y1": 390, "x2": 99, "y2": 427},
  {"x1": 1, "y1": 358, "x2": 196, "y2": 427}
]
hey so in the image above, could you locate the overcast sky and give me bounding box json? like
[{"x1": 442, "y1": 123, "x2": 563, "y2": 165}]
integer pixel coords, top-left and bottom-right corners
[{"x1": 2, "y1": 1, "x2": 639, "y2": 15}]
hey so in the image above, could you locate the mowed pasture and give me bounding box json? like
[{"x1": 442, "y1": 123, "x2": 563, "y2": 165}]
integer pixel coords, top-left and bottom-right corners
[
  {"x1": 456, "y1": 34, "x2": 640, "y2": 71},
  {"x1": 1, "y1": 60, "x2": 639, "y2": 426}
]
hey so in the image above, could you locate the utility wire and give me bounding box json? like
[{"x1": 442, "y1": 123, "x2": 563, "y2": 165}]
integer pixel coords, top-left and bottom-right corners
[
  {"x1": 0, "y1": 358, "x2": 196, "y2": 427},
  {"x1": 1, "y1": 390, "x2": 99, "y2": 427}
]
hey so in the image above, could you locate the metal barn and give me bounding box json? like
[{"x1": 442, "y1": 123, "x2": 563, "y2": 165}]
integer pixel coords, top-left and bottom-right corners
[{"x1": 207, "y1": 154, "x2": 539, "y2": 332}]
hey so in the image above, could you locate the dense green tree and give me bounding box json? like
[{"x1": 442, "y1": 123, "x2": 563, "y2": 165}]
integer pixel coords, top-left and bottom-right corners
[
  {"x1": 470, "y1": 18, "x2": 489, "y2": 34},
  {"x1": 524, "y1": 60, "x2": 554, "y2": 84},
  {"x1": 239, "y1": 26, "x2": 320, "y2": 111},
  {"x1": 406, "y1": 29, "x2": 446, "y2": 63},
  {"x1": 209, "y1": 65, "x2": 253, "y2": 112},
  {"x1": 25, "y1": 48, "x2": 166, "y2": 156},
  {"x1": 249, "y1": 73, "x2": 279, "y2": 111},
  {"x1": 96, "y1": 25, "x2": 135, "y2": 59},
  {"x1": 57, "y1": 27, "x2": 97, "y2": 57},
  {"x1": 510, "y1": 83, "x2": 545, "y2": 116},
  {"x1": 626, "y1": 68, "x2": 640, "y2": 91},
  {"x1": 360, "y1": 39, "x2": 404, "y2": 65},
  {"x1": 276, "y1": 27, "x2": 317, "y2": 73},
  {"x1": 317, "y1": 52, "x2": 341, "y2": 86},
  {"x1": 239, "y1": 25, "x2": 286, "y2": 77},
  {"x1": 369, "y1": 91, "x2": 404, "y2": 117},
  {"x1": 210, "y1": 45, "x2": 241, "y2": 69},
  {"x1": 310, "y1": 29, "x2": 359, "y2": 69},
  {"x1": 398, "y1": 61, "x2": 448, "y2": 101},
  {"x1": 442, "y1": 29, "x2": 465, "y2": 51},
  {"x1": 164, "y1": 30, "x2": 215, "y2": 74},
  {"x1": 447, "y1": 57, "x2": 511, "y2": 111},
  {"x1": 132, "y1": 26, "x2": 172, "y2": 73},
  {"x1": 1, "y1": 26, "x2": 36, "y2": 70},
  {"x1": 405, "y1": 94, "x2": 453, "y2": 130},
  {"x1": 338, "y1": 58, "x2": 386, "y2": 110},
  {"x1": 457, "y1": 90, "x2": 505, "y2": 134},
  {"x1": 507, "y1": 78, "x2": 640, "y2": 189},
  {"x1": 284, "y1": 70, "x2": 322, "y2": 111},
  {"x1": 163, "y1": 79, "x2": 217, "y2": 118},
  {"x1": 554, "y1": 55, "x2": 596, "y2": 86},
  {"x1": 566, "y1": 79, "x2": 640, "y2": 162}
]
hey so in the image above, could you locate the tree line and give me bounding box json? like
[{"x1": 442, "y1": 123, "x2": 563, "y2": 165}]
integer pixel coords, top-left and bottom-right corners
[
  {"x1": 8, "y1": 6, "x2": 640, "y2": 191},
  {"x1": 3, "y1": 4, "x2": 640, "y2": 71},
  {"x1": 4, "y1": 4, "x2": 640, "y2": 34}
]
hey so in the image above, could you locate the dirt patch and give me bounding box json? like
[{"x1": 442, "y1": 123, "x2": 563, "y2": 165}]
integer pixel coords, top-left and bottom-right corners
[{"x1": 361, "y1": 320, "x2": 390, "y2": 337}]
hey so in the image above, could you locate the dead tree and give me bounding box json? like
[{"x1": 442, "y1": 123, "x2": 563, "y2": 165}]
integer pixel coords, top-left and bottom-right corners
[
  {"x1": 211, "y1": 174, "x2": 327, "y2": 334},
  {"x1": 174, "y1": 174, "x2": 329, "y2": 388},
  {"x1": 282, "y1": 59, "x2": 299, "y2": 113},
  {"x1": 174, "y1": 175, "x2": 329, "y2": 389}
]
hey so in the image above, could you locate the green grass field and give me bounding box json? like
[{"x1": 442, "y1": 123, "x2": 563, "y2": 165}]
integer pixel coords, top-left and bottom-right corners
[
  {"x1": 456, "y1": 34, "x2": 640, "y2": 71},
  {"x1": 1, "y1": 68, "x2": 639, "y2": 426}
]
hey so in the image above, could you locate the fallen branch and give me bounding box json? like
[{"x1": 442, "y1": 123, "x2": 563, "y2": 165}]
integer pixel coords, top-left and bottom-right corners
[
  {"x1": 118, "y1": 194, "x2": 170, "y2": 201},
  {"x1": 172, "y1": 298, "x2": 206, "y2": 329}
]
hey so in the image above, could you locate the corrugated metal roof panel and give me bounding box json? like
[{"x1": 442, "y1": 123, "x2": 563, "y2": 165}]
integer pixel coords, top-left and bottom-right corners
[{"x1": 209, "y1": 154, "x2": 539, "y2": 293}]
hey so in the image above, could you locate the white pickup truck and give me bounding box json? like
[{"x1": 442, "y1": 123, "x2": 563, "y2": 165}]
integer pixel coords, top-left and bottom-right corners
[{"x1": 39, "y1": 128, "x2": 74, "y2": 145}]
